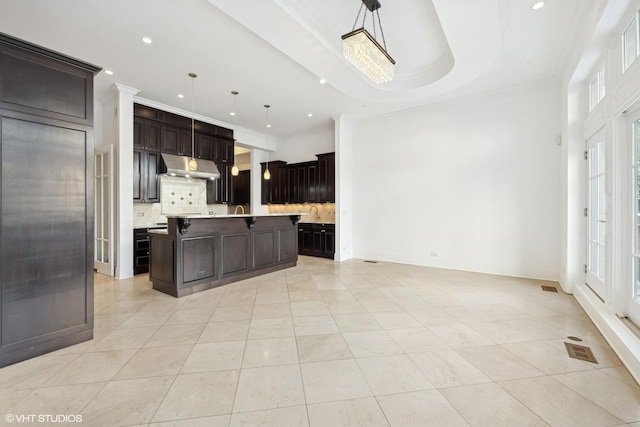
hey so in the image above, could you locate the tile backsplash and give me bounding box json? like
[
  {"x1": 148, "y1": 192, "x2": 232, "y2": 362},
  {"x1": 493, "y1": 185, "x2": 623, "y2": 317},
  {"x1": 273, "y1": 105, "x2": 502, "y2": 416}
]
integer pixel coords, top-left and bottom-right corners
[
  {"x1": 160, "y1": 176, "x2": 203, "y2": 215},
  {"x1": 133, "y1": 176, "x2": 228, "y2": 228},
  {"x1": 269, "y1": 203, "x2": 335, "y2": 223}
]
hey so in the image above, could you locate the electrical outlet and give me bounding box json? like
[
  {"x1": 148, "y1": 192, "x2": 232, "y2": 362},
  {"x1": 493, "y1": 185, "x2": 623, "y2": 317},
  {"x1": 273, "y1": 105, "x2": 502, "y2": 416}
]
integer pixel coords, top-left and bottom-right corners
[
  {"x1": 430, "y1": 251, "x2": 439, "y2": 257},
  {"x1": 137, "y1": 212, "x2": 144, "y2": 217},
  {"x1": 208, "y1": 211, "x2": 214, "y2": 215}
]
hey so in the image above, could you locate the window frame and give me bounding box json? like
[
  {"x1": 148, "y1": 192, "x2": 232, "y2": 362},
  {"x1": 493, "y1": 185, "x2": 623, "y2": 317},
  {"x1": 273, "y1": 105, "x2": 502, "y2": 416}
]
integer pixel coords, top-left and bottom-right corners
[
  {"x1": 622, "y1": 10, "x2": 640, "y2": 72},
  {"x1": 589, "y1": 66, "x2": 606, "y2": 112}
]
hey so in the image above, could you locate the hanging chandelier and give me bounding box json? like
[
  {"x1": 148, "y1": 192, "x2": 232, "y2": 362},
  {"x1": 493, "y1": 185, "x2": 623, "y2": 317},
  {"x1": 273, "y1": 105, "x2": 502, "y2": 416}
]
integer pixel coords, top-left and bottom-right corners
[{"x1": 341, "y1": 0, "x2": 395, "y2": 85}]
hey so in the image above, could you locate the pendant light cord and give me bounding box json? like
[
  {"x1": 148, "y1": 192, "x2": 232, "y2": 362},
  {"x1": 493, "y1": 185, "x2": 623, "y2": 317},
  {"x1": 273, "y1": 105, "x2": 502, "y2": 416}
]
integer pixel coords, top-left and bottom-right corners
[{"x1": 191, "y1": 75, "x2": 195, "y2": 160}]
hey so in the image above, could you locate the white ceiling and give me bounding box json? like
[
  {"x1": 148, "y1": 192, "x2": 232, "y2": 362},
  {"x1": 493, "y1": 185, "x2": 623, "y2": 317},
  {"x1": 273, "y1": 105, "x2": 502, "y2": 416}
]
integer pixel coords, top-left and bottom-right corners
[{"x1": 0, "y1": 0, "x2": 587, "y2": 139}]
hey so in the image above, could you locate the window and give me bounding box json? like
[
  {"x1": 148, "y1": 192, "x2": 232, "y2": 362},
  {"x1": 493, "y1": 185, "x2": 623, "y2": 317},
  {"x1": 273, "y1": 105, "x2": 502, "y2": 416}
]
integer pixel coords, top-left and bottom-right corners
[
  {"x1": 623, "y1": 12, "x2": 639, "y2": 71},
  {"x1": 589, "y1": 66, "x2": 605, "y2": 111}
]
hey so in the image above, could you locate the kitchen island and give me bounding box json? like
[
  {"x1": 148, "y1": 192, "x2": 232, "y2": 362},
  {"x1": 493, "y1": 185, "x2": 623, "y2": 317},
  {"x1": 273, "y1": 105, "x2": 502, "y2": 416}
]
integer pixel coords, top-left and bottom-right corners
[{"x1": 149, "y1": 213, "x2": 301, "y2": 297}]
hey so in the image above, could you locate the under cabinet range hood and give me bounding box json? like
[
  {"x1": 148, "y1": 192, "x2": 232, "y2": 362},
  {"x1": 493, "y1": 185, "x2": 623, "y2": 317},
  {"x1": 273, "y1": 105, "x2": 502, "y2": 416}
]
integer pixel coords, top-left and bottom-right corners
[{"x1": 161, "y1": 153, "x2": 220, "y2": 180}]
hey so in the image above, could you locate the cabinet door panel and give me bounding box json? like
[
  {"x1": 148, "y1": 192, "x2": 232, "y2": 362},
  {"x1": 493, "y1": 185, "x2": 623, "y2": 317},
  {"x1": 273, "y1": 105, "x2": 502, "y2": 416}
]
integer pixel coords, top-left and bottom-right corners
[
  {"x1": 0, "y1": 53, "x2": 88, "y2": 120},
  {"x1": 196, "y1": 133, "x2": 214, "y2": 160},
  {"x1": 307, "y1": 164, "x2": 318, "y2": 202},
  {"x1": 183, "y1": 237, "x2": 215, "y2": 283},
  {"x1": 324, "y1": 229, "x2": 335, "y2": 255},
  {"x1": 221, "y1": 233, "x2": 249, "y2": 276},
  {"x1": 253, "y1": 230, "x2": 275, "y2": 267},
  {"x1": 1, "y1": 118, "x2": 88, "y2": 344},
  {"x1": 145, "y1": 151, "x2": 161, "y2": 202},
  {"x1": 181, "y1": 130, "x2": 193, "y2": 157},
  {"x1": 161, "y1": 125, "x2": 180, "y2": 154},
  {"x1": 134, "y1": 117, "x2": 144, "y2": 148},
  {"x1": 133, "y1": 149, "x2": 142, "y2": 201},
  {"x1": 279, "y1": 228, "x2": 297, "y2": 262},
  {"x1": 145, "y1": 121, "x2": 161, "y2": 150}
]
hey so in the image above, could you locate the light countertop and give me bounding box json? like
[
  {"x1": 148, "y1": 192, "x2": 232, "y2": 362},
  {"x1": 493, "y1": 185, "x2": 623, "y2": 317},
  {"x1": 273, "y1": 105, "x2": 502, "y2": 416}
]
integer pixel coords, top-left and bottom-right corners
[{"x1": 167, "y1": 213, "x2": 306, "y2": 219}]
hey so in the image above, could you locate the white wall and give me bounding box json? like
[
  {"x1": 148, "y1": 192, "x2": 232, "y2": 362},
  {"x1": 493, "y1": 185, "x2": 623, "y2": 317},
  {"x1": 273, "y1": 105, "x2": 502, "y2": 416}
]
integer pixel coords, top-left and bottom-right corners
[
  {"x1": 272, "y1": 129, "x2": 334, "y2": 163},
  {"x1": 352, "y1": 81, "x2": 562, "y2": 280}
]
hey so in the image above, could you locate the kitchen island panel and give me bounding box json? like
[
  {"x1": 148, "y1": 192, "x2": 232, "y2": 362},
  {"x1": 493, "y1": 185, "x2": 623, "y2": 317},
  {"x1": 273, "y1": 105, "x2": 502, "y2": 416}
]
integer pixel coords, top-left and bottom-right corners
[
  {"x1": 221, "y1": 233, "x2": 250, "y2": 277},
  {"x1": 149, "y1": 214, "x2": 300, "y2": 297},
  {"x1": 253, "y1": 230, "x2": 275, "y2": 268}
]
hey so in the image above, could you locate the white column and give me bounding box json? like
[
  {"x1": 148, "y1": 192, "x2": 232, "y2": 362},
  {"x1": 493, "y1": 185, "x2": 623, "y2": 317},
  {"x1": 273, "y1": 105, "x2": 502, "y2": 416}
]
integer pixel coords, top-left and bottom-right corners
[
  {"x1": 335, "y1": 115, "x2": 354, "y2": 262},
  {"x1": 114, "y1": 83, "x2": 140, "y2": 279}
]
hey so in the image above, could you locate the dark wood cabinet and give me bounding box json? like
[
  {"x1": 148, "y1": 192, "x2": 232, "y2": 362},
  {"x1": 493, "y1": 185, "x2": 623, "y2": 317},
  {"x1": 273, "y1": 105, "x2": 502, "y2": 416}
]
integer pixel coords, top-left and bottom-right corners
[
  {"x1": 134, "y1": 117, "x2": 161, "y2": 151},
  {"x1": 307, "y1": 163, "x2": 319, "y2": 203},
  {"x1": 133, "y1": 103, "x2": 234, "y2": 204},
  {"x1": 196, "y1": 132, "x2": 214, "y2": 160},
  {"x1": 317, "y1": 152, "x2": 335, "y2": 202},
  {"x1": 298, "y1": 223, "x2": 334, "y2": 259},
  {"x1": 214, "y1": 137, "x2": 234, "y2": 164},
  {"x1": 149, "y1": 216, "x2": 299, "y2": 297},
  {"x1": 206, "y1": 162, "x2": 233, "y2": 204},
  {"x1": 261, "y1": 154, "x2": 334, "y2": 205},
  {"x1": 233, "y1": 170, "x2": 250, "y2": 205},
  {"x1": 217, "y1": 163, "x2": 233, "y2": 204},
  {"x1": 134, "y1": 227, "x2": 166, "y2": 274},
  {"x1": 133, "y1": 148, "x2": 164, "y2": 203},
  {"x1": 0, "y1": 33, "x2": 100, "y2": 367},
  {"x1": 162, "y1": 124, "x2": 193, "y2": 156},
  {"x1": 298, "y1": 224, "x2": 313, "y2": 254},
  {"x1": 261, "y1": 161, "x2": 288, "y2": 204},
  {"x1": 183, "y1": 237, "x2": 216, "y2": 283}
]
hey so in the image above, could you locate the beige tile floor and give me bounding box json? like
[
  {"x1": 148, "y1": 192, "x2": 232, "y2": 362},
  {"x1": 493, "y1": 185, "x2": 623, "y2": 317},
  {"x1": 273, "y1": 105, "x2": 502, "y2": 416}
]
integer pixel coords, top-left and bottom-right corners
[{"x1": 1, "y1": 256, "x2": 640, "y2": 426}]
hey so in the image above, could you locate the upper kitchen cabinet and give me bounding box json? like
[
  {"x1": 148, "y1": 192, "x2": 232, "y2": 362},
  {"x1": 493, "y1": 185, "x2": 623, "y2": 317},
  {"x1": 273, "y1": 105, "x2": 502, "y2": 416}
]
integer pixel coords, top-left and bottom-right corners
[
  {"x1": 196, "y1": 132, "x2": 214, "y2": 161},
  {"x1": 134, "y1": 149, "x2": 164, "y2": 203},
  {"x1": 133, "y1": 116, "x2": 161, "y2": 151},
  {"x1": 161, "y1": 124, "x2": 192, "y2": 156},
  {"x1": 214, "y1": 137, "x2": 234, "y2": 164},
  {"x1": 0, "y1": 33, "x2": 100, "y2": 367},
  {"x1": 261, "y1": 161, "x2": 288, "y2": 204},
  {"x1": 233, "y1": 170, "x2": 250, "y2": 205},
  {"x1": 132, "y1": 103, "x2": 234, "y2": 204},
  {"x1": 317, "y1": 152, "x2": 335, "y2": 203},
  {"x1": 259, "y1": 153, "x2": 335, "y2": 205}
]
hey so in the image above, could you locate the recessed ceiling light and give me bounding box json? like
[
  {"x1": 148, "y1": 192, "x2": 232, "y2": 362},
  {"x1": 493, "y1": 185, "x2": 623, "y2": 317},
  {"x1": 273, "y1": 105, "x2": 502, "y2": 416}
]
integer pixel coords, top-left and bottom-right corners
[
  {"x1": 230, "y1": 112, "x2": 236, "y2": 116},
  {"x1": 266, "y1": 124, "x2": 271, "y2": 128},
  {"x1": 307, "y1": 113, "x2": 313, "y2": 117},
  {"x1": 177, "y1": 94, "x2": 184, "y2": 98},
  {"x1": 104, "y1": 70, "x2": 113, "y2": 75},
  {"x1": 142, "y1": 37, "x2": 153, "y2": 44},
  {"x1": 531, "y1": 1, "x2": 545, "y2": 10},
  {"x1": 319, "y1": 78, "x2": 327, "y2": 84}
]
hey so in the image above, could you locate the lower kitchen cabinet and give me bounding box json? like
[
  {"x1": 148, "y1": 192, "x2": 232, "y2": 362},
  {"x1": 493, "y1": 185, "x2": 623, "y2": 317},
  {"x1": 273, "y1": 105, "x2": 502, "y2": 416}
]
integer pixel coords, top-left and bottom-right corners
[
  {"x1": 134, "y1": 227, "x2": 166, "y2": 274},
  {"x1": 298, "y1": 223, "x2": 334, "y2": 259}
]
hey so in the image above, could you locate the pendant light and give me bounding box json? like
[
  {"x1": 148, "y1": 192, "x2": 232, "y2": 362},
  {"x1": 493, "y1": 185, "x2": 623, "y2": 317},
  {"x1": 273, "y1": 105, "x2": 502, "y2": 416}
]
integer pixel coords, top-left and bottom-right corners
[
  {"x1": 187, "y1": 73, "x2": 198, "y2": 173},
  {"x1": 230, "y1": 91, "x2": 239, "y2": 177},
  {"x1": 263, "y1": 104, "x2": 271, "y2": 180}
]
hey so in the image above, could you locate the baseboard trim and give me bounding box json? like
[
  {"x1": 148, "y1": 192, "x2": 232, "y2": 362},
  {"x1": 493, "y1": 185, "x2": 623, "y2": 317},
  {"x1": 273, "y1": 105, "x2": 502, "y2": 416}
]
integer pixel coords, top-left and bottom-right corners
[{"x1": 574, "y1": 282, "x2": 640, "y2": 384}]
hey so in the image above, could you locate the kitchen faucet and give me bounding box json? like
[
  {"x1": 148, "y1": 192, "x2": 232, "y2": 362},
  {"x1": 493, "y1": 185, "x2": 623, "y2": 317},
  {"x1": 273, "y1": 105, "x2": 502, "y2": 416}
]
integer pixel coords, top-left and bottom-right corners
[
  {"x1": 309, "y1": 205, "x2": 319, "y2": 222},
  {"x1": 234, "y1": 205, "x2": 245, "y2": 215}
]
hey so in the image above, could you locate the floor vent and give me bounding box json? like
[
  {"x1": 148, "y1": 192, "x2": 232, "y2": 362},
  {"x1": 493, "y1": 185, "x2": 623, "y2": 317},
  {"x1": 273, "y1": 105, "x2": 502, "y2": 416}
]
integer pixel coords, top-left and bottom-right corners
[
  {"x1": 564, "y1": 342, "x2": 598, "y2": 364},
  {"x1": 363, "y1": 260, "x2": 378, "y2": 264},
  {"x1": 541, "y1": 285, "x2": 558, "y2": 293}
]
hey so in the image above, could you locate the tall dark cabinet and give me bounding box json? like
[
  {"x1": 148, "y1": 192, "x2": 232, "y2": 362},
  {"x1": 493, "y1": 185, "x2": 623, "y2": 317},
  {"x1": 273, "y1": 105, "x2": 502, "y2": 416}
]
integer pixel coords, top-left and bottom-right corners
[{"x1": 0, "y1": 33, "x2": 100, "y2": 367}]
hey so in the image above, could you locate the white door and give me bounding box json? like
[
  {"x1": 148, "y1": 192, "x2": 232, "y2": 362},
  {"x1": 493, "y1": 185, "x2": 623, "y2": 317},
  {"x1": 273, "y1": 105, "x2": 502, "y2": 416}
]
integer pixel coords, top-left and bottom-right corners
[
  {"x1": 94, "y1": 145, "x2": 114, "y2": 276},
  {"x1": 586, "y1": 132, "x2": 607, "y2": 300},
  {"x1": 628, "y1": 114, "x2": 640, "y2": 325}
]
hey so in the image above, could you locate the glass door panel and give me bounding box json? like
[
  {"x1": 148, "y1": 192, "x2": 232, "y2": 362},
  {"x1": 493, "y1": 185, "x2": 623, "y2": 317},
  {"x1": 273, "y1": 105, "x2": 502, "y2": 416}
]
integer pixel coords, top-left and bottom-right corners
[
  {"x1": 587, "y1": 135, "x2": 606, "y2": 299},
  {"x1": 94, "y1": 145, "x2": 114, "y2": 276}
]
